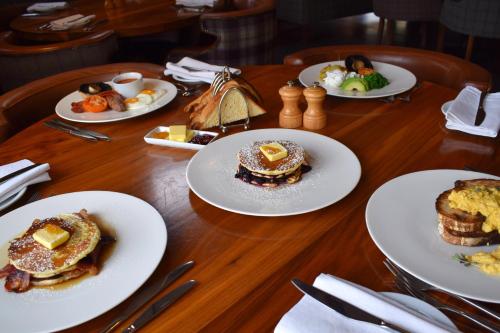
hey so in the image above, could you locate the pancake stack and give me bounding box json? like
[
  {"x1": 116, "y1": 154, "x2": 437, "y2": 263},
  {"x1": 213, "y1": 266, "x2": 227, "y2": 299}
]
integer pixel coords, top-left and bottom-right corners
[
  {"x1": 1, "y1": 209, "x2": 113, "y2": 292},
  {"x1": 234, "y1": 140, "x2": 311, "y2": 187}
]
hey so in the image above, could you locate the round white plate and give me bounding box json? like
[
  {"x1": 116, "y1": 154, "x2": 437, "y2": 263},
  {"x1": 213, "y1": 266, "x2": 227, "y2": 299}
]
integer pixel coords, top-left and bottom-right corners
[
  {"x1": 381, "y1": 292, "x2": 456, "y2": 329},
  {"x1": 55, "y1": 79, "x2": 177, "y2": 123},
  {"x1": 299, "y1": 61, "x2": 417, "y2": 99},
  {"x1": 186, "y1": 129, "x2": 361, "y2": 216},
  {"x1": 366, "y1": 170, "x2": 500, "y2": 303},
  {"x1": 0, "y1": 191, "x2": 167, "y2": 333},
  {"x1": 0, "y1": 187, "x2": 26, "y2": 211}
]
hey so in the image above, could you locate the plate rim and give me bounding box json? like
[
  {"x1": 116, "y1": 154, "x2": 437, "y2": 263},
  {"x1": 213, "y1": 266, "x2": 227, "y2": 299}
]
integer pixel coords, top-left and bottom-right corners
[
  {"x1": 299, "y1": 60, "x2": 417, "y2": 99},
  {"x1": 55, "y1": 78, "x2": 177, "y2": 124},
  {"x1": 186, "y1": 128, "x2": 361, "y2": 217},
  {"x1": 0, "y1": 187, "x2": 27, "y2": 211}
]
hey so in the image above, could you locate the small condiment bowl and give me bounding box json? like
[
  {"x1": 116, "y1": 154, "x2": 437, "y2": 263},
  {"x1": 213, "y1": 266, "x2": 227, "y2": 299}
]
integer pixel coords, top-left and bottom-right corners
[{"x1": 111, "y1": 72, "x2": 144, "y2": 98}]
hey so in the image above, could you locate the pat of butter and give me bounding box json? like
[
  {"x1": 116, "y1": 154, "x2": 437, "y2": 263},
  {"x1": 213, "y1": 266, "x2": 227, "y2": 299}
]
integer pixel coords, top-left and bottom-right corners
[
  {"x1": 169, "y1": 125, "x2": 187, "y2": 142},
  {"x1": 33, "y1": 224, "x2": 70, "y2": 250},
  {"x1": 259, "y1": 142, "x2": 288, "y2": 161}
]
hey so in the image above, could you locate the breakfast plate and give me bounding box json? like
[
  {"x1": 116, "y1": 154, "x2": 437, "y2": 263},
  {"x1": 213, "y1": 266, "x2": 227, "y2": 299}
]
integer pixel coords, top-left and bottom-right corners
[
  {"x1": 366, "y1": 170, "x2": 500, "y2": 303},
  {"x1": 0, "y1": 187, "x2": 26, "y2": 211},
  {"x1": 299, "y1": 61, "x2": 416, "y2": 99},
  {"x1": 55, "y1": 79, "x2": 177, "y2": 123},
  {"x1": 186, "y1": 129, "x2": 361, "y2": 216},
  {"x1": 0, "y1": 191, "x2": 167, "y2": 333}
]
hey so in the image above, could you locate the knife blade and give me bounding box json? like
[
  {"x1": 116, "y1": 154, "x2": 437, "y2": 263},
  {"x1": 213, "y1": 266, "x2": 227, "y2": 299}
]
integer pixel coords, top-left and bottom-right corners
[
  {"x1": 49, "y1": 119, "x2": 110, "y2": 141},
  {"x1": 122, "y1": 280, "x2": 197, "y2": 333},
  {"x1": 291, "y1": 278, "x2": 408, "y2": 333},
  {"x1": 0, "y1": 163, "x2": 41, "y2": 184},
  {"x1": 100, "y1": 260, "x2": 195, "y2": 333},
  {"x1": 44, "y1": 121, "x2": 98, "y2": 141},
  {"x1": 474, "y1": 90, "x2": 487, "y2": 126}
]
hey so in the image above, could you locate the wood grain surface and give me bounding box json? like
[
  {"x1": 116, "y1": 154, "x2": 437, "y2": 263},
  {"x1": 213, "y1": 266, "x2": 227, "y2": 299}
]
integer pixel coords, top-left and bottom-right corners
[{"x1": 0, "y1": 64, "x2": 499, "y2": 332}]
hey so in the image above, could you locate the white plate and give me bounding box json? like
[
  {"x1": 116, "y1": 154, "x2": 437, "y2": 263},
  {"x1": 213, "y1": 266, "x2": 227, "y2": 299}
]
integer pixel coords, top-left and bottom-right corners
[
  {"x1": 299, "y1": 61, "x2": 417, "y2": 99},
  {"x1": 55, "y1": 79, "x2": 177, "y2": 123},
  {"x1": 381, "y1": 292, "x2": 456, "y2": 329},
  {"x1": 366, "y1": 170, "x2": 500, "y2": 303},
  {"x1": 144, "y1": 126, "x2": 218, "y2": 150},
  {"x1": 0, "y1": 191, "x2": 167, "y2": 333},
  {"x1": 0, "y1": 187, "x2": 27, "y2": 211},
  {"x1": 186, "y1": 129, "x2": 361, "y2": 216}
]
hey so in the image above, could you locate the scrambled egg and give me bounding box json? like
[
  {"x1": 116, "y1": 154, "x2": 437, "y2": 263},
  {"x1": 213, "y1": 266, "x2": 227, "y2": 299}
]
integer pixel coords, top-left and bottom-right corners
[
  {"x1": 448, "y1": 185, "x2": 500, "y2": 233},
  {"x1": 466, "y1": 246, "x2": 500, "y2": 275}
]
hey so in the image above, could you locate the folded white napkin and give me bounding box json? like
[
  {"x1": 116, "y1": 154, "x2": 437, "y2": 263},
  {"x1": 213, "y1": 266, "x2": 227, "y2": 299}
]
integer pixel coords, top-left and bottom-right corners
[
  {"x1": 275, "y1": 274, "x2": 458, "y2": 333},
  {"x1": 27, "y1": 2, "x2": 68, "y2": 13},
  {"x1": 444, "y1": 86, "x2": 500, "y2": 137},
  {"x1": 0, "y1": 160, "x2": 50, "y2": 203},
  {"x1": 50, "y1": 14, "x2": 95, "y2": 30},
  {"x1": 175, "y1": 0, "x2": 216, "y2": 7},
  {"x1": 164, "y1": 57, "x2": 241, "y2": 84}
]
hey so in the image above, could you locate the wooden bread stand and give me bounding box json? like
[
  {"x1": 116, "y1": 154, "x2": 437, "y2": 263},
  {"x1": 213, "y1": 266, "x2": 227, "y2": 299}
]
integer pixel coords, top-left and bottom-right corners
[
  {"x1": 303, "y1": 82, "x2": 327, "y2": 130},
  {"x1": 279, "y1": 80, "x2": 303, "y2": 128}
]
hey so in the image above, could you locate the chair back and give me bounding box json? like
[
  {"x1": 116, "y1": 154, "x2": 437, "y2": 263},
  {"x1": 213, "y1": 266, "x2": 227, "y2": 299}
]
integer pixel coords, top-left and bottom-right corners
[
  {"x1": 440, "y1": 0, "x2": 500, "y2": 38},
  {"x1": 284, "y1": 45, "x2": 492, "y2": 91},
  {"x1": 373, "y1": 0, "x2": 442, "y2": 21}
]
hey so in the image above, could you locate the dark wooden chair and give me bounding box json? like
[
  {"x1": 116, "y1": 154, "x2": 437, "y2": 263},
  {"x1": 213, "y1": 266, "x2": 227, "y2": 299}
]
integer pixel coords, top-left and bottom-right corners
[
  {"x1": 283, "y1": 44, "x2": 492, "y2": 91},
  {"x1": 0, "y1": 62, "x2": 164, "y2": 142},
  {"x1": 166, "y1": 31, "x2": 219, "y2": 63},
  {"x1": 0, "y1": 30, "x2": 118, "y2": 93}
]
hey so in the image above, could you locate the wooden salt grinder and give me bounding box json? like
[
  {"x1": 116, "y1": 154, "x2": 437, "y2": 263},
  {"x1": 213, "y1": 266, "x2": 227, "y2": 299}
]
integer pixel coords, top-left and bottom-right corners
[
  {"x1": 279, "y1": 80, "x2": 303, "y2": 128},
  {"x1": 303, "y1": 81, "x2": 327, "y2": 130}
]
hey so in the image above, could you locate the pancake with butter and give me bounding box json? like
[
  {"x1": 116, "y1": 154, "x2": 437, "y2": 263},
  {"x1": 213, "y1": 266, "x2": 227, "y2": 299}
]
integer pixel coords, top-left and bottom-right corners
[{"x1": 235, "y1": 140, "x2": 311, "y2": 187}]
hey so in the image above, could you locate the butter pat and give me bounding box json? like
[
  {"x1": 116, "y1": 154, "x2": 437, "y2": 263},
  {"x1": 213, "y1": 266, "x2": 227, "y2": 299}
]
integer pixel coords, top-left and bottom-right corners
[
  {"x1": 169, "y1": 125, "x2": 187, "y2": 142},
  {"x1": 33, "y1": 224, "x2": 70, "y2": 249},
  {"x1": 259, "y1": 142, "x2": 288, "y2": 161}
]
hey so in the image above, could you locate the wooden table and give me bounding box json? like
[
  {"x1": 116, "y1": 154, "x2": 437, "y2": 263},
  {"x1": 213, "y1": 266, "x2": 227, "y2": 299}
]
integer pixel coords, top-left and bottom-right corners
[
  {"x1": 9, "y1": 0, "x2": 201, "y2": 42},
  {"x1": 1, "y1": 64, "x2": 499, "y2": 332}
]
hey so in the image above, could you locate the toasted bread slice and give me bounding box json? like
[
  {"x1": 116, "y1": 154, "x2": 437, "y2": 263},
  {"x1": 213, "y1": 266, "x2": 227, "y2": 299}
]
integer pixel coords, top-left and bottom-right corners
[{"x1": 438, "y1": 222, "x2": 500, "y2": 246}]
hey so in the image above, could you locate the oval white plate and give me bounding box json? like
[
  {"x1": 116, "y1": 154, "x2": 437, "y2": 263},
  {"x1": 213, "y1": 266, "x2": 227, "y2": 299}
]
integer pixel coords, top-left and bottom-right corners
[
  {"x1": 186, "y1": 129, "x2": 361, "y2": 216},
  {"x1": 0, "y1": 187, "x2": 26, "y2": 211},
  {"x1": 366, "y1": 170, "x2": 500, "y2": 303},
  {"x1": 0, "y1": 191, "x2": 167, "y2": 333},
  {"x1": 55, "y1": 79, "x2": 177, "y2": 123},
  {"x1": 299, "y1": 61, "x2": 417, "y2": 99}
]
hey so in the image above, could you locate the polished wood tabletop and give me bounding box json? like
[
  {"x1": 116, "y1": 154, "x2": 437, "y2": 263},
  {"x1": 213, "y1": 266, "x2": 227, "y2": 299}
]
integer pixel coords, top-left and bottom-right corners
[
  {"x1": 1, "y1": 64, "x2": 499, "y2": 332},
  {"x1": 10, "y1": 0, "x2": 200, "y2": 42}
]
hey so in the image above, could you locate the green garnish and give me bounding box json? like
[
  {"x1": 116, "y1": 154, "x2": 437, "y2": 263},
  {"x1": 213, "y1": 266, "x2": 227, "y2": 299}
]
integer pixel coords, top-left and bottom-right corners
[
  {"x1": 363, "y1": 72, "x2": 389, "y2": 90},
  {"x1": 453, "y1": 253, "x2": 472, "y2": 267}
]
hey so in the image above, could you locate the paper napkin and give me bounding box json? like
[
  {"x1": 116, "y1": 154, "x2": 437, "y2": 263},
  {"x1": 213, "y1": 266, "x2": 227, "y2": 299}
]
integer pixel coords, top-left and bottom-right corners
[
  {"x1": 0, "y1": 160, "x2": 50, "y2": 203},
  {"x1": 49, "y1": 14, "x2": 95, "y2": 30},
  {"x1": 175, "y1": 0, "x2": 216, "y2": 8},
  {"x1": 445, "y1": 86, "x2": 500, "y2": 137},
  {"x1": 275, "y1": 274, "x2": 458, "y2": 333},
  {"x1": 164, "y1": 57, "x2": 241, "y2": 84},
  {"x1": 27, "y1": 2, "x2": 68, "y2": 13}
]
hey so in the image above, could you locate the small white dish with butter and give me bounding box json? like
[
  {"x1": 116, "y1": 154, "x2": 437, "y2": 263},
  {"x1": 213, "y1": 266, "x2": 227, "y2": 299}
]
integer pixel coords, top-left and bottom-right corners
[{"x1": 144, "y1": 125, "x2": 218, "y2": 150}]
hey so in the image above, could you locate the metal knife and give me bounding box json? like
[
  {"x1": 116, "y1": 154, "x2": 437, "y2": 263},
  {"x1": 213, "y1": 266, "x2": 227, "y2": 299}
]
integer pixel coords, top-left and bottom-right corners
[
  {"x1": 49, "y1": 119, "x2": 111, "y2": 141},
  {"x1": 0, "y1": 163, "x2": 41, "y2": 184},
  {"x1": 100, "y1": 260, "x2": 195, "y2": 333},
  {"x1": 122, "y1": 280, "x2": 197, "y2": 333},
  {"x1": 44, "y1": 121, "x2": 98, "y2": 141},
  {"x1": 291, "y1": 278, "x2": 408, "y2": 333},
  {"x1": 474, "y1": 90, "x2": 487, "y2": 126}
]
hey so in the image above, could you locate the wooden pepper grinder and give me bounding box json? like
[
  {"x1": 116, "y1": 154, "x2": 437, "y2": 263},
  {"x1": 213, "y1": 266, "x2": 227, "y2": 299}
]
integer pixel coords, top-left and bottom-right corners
[
  {"x1": 303, "y1": 81, "x2": 327, "y2": 130},
  {"x1": 279, "y1": 80, "x2": 303, "y2": 128}
]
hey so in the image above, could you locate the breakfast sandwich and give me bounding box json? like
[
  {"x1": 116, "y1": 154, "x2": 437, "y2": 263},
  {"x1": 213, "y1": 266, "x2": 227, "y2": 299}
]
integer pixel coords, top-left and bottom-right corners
[
  {"x1": 234, "y1": 140, "x2": 311, "y2": 188},
  {"x1": 436, "y1": 179, "x2": 500, "y2": 246},
  {"x1": 0, "y1": 209, "x2": 114, "y2": 292}
]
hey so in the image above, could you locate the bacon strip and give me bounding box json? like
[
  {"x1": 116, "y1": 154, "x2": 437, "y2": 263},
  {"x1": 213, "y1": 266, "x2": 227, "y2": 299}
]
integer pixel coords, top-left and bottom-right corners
[
  {"x1": 0, "y1": 264, "x2": 16, "y2": 278},
  {"x1": 5, "y1": 269, "x2": 30, "y2": 293}
]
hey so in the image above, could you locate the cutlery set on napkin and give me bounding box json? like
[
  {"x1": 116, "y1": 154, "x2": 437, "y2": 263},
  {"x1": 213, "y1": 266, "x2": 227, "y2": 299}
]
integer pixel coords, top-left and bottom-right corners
[
  {"x1": 444, "y1": 86, "x2": 500, "y2": 138},
  {"x1": 164, "y1": 57, "x2": 241, "y2": 84}
]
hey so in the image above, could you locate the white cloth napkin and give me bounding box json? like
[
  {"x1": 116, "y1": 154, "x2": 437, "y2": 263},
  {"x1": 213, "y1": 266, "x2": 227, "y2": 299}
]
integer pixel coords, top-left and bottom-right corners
[
  {"x1": 444, "y1": 86, "x2": 500, "y2": 137},
  {"x1": 49, "y1": 14, "x2": 95, "y2": 30},
  {"x1": 275, "y1": 274, "x2": 458, "y2": 333},
  {"x1": 0, "y1": 160, "x2": 50, "y2": 203},
  {"x1": 175, "y1": 0, "x2": 216, "y2": 7},
  {"x1": 164, "y1": 57, "x2": 241, "y2": 84},
  {"x1": 27, "y1": 2, "x2": 68, "y2": 13}
]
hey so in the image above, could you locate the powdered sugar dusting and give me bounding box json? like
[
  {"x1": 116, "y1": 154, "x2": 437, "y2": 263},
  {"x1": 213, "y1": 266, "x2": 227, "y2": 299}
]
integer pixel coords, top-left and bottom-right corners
[{"x1": 238, "y1": 140, "x2": 304, "y2": 172}]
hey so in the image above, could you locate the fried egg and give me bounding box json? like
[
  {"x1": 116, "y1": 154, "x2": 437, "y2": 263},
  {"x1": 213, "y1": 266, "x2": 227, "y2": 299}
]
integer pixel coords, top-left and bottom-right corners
[
  {"x1": 139, "y1": 89, "x2": 166, "y2": 101},
  {"x1": 124, "y1": 94, "x2": 152, "y2": 110}
]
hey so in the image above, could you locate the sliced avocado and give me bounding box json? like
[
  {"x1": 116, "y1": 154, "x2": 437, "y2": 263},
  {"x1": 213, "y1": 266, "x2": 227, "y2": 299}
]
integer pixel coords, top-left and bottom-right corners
[{"x1": 340, "y1": 77, "x2": 367, "y2": 92}]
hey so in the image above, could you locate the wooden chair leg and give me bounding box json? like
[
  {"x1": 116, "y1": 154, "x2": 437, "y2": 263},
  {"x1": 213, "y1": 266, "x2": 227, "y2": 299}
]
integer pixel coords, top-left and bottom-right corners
[
  {"x1": 436, "y1": 24, "x2": 445, "y2": 52},
  {"x1": 465, "y1": 35, "x2": 474, "y2": 61},
  {"x1": 377, "y1": 18, "x2": 385, "y2": 44},
  {"x1": 386, "y1": 19, "x2": 395, "y2": 45}
]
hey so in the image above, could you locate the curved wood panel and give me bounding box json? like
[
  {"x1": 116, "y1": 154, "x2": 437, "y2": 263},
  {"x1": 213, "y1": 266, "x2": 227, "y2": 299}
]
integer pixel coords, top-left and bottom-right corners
[
  {"x1": 201, "y1": 0, "x2": 275, "y2": 19},
  {"x1": 283, "y1": 44, "x2": 492, "y2": 91},
  {"x1": 0, "y1": 64, "x2": 498, "y2": 333}
]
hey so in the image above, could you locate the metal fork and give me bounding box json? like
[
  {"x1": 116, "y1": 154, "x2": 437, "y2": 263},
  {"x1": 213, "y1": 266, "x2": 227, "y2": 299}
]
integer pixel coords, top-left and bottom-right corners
[
  {"x1": 384, "y1": 259, "x2": 500, "y2": 321},
  {"x1": 386, "y1": 262, "x2": 500, "y2": 332}
]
